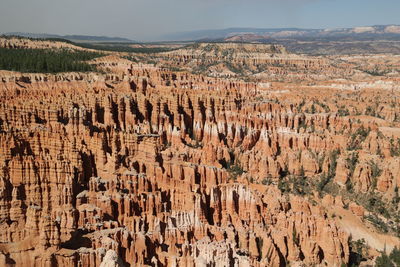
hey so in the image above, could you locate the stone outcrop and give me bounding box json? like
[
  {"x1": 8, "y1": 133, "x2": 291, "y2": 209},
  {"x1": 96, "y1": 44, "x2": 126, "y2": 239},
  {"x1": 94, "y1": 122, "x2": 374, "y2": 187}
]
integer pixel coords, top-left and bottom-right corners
[{"x1": 1, "y1": 39, "x2": 400, "y2": 266}]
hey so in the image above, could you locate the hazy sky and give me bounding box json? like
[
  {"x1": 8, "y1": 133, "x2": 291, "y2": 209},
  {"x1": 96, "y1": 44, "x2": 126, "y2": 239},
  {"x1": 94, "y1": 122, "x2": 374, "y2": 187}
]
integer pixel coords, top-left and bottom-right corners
[{"x1": 1, "y1": 0, "x2": 399, "y2": 41}]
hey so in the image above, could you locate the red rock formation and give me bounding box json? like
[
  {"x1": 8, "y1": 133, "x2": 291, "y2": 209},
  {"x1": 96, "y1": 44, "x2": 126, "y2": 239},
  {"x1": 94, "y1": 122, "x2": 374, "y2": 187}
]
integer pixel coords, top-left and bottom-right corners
[{"x1": 1, "y1": 39, "x2": 400, "y2": 266}]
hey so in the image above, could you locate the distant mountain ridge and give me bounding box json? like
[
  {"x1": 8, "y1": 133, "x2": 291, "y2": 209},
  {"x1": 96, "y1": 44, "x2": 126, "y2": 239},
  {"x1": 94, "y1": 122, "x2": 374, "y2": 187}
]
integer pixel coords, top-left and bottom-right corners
[
  {"x1": 161, "y1": 25, "x2": 400, "y2": 41},
  {"x1": 1, "y1": 32, "x2": 134, "y2": 43}
]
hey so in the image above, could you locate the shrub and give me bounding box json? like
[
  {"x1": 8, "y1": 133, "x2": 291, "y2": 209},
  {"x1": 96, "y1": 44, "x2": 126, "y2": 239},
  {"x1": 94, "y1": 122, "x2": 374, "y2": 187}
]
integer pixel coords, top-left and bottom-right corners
[
  {"x1": 292, "y1": 228, "x2": 300, "y2": 246},
  {"x1": 347, "y1": 126, "x2": 370, "y2": 151},
  {"x1": 393, "y1": 187, "x2": 400, "y2": 205},
  {"x1": 390, "y1": 247, "x2": 400, "y2": 266},
  {"x1": 346, "y1": 152, "x2": 359, "y2": 177},
  {"x1": 364, "y1": 69, "x2": 388, "y2": 76},
  {"x1": 256, "y1": 237, "x2": 264, "y2": 260},
  {"x1": 227, "y1": 164, "x2": 244, "y2": 181},
  {"x1": 390, "y1": 138, "x2": 400, "y2": 157},
  {"x1": 338, "y1": 107, "x2": 350, "y2": 117},
  {"x1": 292, "y1": 176, "x2": 309, "y2": 196},
  {"x1": 365, "y1": 106, "x2": 376, "y2": 117},
  {"x1": 278, "y1": 179, "x2": 290, "y2": 193},
  {"x1": 376, "y1": 250, "x2": 395, "y2": 267},
  {"x1": 262, "y1": 176, "x2": 272, "y2": 185},
  {"x1": 317, "y1": 149, "x2": 340, "y2": 192},
  {"x1": 365, "y1": 214, "x2": 389, "y2": 233},
  {"x1": 369, "y1": 161, "x2": 382, "y2": 189},
  {"x1": 349, "y1": 238, "x2": 368, "y2": 266}
]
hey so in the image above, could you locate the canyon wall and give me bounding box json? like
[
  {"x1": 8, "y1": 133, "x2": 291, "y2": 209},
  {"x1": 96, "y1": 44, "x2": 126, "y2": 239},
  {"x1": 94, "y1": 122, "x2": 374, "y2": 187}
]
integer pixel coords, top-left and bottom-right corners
[{"x1": 0, "y1": 40, "x2": 400, "y2": 266}]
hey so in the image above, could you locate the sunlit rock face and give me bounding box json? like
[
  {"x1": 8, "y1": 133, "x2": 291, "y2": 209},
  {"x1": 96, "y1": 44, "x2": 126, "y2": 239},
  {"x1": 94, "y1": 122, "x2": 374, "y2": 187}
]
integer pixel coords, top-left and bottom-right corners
[{"x1": 0, "y1": 38, "x2": 400, "y2": 267}]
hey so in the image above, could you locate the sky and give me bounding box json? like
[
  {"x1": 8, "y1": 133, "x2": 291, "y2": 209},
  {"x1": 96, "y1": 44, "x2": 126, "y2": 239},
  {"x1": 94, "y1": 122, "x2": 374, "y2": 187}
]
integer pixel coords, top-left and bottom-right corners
[{"x1": 0, "y1": 0, "x2": 399, "y2": 41}]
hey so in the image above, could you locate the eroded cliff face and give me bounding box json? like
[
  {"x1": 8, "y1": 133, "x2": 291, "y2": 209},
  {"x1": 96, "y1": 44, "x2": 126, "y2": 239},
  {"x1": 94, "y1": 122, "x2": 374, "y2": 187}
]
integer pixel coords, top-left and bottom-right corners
[
  {"x1": 0, "y1": 68, "x2": 351, "y2": 266},
  {"x1": 0, "y1": 40, "x2": 400, "y2": 267},
  {"x1": 152, "y1": 43, "x2": 355, "y2": 81}
]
